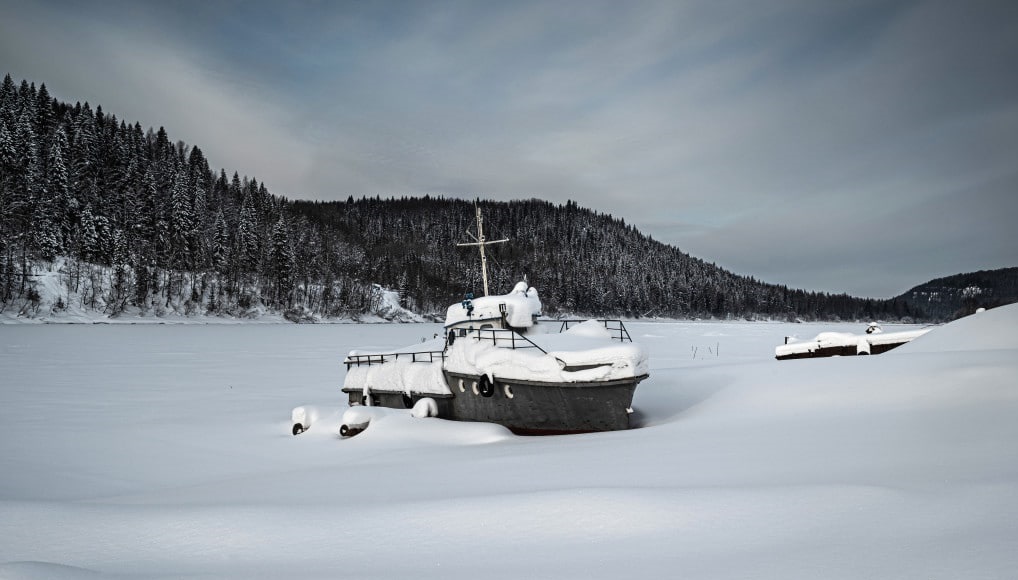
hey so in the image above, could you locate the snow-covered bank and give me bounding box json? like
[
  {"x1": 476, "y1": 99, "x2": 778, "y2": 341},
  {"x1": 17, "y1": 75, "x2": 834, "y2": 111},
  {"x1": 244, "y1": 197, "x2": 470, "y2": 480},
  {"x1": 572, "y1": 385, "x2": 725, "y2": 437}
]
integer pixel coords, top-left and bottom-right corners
[
  {"x1": 0, "y1": 258, "x2": 421, "y2": 325},
  {"x1": 0, "y1": 309, "x2": 1015, "y2": 578}
]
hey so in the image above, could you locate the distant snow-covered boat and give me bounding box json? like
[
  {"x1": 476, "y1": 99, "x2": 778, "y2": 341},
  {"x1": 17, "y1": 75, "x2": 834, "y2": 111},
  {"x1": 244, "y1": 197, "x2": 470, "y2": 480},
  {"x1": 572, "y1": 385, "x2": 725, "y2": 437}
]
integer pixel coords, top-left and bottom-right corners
[{"x1": 775, "y1": 323, "x2": 931, "y2": 360}]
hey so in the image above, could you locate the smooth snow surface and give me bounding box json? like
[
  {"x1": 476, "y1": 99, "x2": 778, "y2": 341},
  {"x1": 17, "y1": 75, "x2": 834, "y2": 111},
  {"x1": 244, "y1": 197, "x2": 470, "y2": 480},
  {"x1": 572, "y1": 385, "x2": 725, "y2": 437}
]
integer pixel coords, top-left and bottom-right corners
[{"x1": 2, "y1": 309, "x2": 1018, "y2": 579}]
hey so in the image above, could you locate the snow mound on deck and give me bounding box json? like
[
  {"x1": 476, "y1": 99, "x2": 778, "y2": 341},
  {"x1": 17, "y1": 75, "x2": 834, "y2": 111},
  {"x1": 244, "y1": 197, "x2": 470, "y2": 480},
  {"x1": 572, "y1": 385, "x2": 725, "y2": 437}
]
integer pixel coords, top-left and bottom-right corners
[
  {"x1": 444, "y1": 320, "x2": 647, "y2": 383},
  {"x1": 445, "y1": 282, "x2": 541, "y2": 328},
  {"x1": 343, "y1": 356, "x2": 450, "y2": 395}
]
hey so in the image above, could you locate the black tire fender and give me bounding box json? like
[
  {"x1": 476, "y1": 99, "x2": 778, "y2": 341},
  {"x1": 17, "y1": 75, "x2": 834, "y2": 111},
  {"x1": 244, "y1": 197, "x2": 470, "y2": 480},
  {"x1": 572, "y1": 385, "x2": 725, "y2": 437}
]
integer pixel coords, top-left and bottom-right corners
[{"x1": 478, "y1": 374, "x2": 495, "y2": 397}]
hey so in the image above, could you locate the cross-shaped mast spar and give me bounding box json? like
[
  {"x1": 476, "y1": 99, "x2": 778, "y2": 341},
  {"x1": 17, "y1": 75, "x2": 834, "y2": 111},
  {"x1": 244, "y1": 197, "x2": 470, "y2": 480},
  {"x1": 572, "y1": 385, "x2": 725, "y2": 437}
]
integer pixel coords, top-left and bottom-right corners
[{"x1": 457, "y1": 206, "x2": 508, "y2": 297}]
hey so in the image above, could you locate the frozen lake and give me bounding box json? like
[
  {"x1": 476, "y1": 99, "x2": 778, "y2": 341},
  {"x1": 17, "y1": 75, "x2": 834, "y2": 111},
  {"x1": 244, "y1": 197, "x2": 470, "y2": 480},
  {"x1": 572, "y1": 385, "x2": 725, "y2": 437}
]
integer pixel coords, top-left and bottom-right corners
[{"x1": 2, "y1": 314, "x2": 1016, "y2": 579}]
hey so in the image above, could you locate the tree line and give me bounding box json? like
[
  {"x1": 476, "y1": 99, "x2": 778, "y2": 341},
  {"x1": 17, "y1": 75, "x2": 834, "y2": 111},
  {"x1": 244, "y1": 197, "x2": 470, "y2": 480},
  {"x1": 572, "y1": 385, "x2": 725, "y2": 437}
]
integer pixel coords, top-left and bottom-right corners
[{"x1": 1, "y1": 73, "x2": 932, "y2": 321}]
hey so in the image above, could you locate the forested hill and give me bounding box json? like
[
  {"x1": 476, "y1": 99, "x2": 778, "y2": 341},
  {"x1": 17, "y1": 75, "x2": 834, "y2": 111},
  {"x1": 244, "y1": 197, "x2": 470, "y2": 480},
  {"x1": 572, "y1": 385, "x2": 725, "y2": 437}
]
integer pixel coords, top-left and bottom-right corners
[
  {"x1": 898, "y1": 268, "x2": 1018, "y2": 320},
  {"x1": 290, "y1": 196, "x2": 920, "y2": 320},
  {"x1": 0, "y1": 73, "x2": 945, "y2": 321}
]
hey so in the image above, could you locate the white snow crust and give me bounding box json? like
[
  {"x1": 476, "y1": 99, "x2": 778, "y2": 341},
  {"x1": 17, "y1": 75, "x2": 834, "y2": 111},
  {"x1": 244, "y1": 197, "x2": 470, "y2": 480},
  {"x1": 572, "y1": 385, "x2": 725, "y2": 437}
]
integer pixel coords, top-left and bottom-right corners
[
  {"x1": 343, "y1": 337, "x2": 451, "y2": 395},
  {"x1": 2, "y1": 307, "x2": 1017, "y2": 579},
  {"x1": 444, "y1": 319, "x2": 648, "y2": 382}
]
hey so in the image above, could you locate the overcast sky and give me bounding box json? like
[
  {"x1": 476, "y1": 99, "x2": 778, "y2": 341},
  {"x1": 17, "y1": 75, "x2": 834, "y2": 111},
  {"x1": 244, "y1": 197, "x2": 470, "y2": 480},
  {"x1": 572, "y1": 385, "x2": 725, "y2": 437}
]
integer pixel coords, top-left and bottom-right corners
[{"x1": 3, "y1": 0, "x2": 1016, "y2": 298}]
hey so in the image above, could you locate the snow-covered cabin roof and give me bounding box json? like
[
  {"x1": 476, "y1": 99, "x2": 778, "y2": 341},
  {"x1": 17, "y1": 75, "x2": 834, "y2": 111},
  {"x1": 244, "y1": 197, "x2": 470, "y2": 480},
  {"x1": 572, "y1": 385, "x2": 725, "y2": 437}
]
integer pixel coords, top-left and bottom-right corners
[
  {"x1": 444, "y1": 319, "x2": 648, "y2": 383},
  {"x1": 445, "y1": 282, "x2": 542, "y2": 329}
]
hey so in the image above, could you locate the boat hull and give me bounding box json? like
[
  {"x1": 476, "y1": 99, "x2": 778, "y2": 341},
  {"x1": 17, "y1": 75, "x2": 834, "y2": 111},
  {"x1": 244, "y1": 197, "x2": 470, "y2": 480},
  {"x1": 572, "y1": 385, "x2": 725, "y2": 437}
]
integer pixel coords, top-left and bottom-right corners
[
  {"x1": 343, "y1": 372, "x2": 647, "y2": 434},
  {"x1": 340, "y1": 387, "x2": 456, "y2": 416},
  {"x1": 775, "y1": 341, "x2": 907, "y2": 360},
  {"x1": 444, "y1": 371, "x2": 646, "y2": 434}
]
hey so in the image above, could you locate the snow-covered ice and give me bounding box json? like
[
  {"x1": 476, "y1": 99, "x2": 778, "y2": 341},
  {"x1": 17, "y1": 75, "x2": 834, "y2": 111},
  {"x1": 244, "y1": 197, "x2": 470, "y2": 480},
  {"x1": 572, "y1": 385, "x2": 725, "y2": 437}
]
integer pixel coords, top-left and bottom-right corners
[{"x1": 1, "y1": 309, "x2": 1017, "y2": 579}]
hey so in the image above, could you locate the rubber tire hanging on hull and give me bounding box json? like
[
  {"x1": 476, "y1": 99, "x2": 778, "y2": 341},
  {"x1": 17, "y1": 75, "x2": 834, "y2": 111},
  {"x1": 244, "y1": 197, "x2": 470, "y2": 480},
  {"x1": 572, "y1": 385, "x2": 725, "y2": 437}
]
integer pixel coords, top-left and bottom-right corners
[{"x1": 478, "y1": 375, "x2": 495, "y2": 397}]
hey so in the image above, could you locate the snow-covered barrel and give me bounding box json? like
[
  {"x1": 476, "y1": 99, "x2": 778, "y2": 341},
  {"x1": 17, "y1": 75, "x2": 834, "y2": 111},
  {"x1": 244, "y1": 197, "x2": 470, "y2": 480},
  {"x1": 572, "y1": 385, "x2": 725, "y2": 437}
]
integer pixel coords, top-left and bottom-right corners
[
  {"x1": 291, "y1": 406, "x2": 310, "y2": 435},
  {"x1": 340, "y1": 406, "x2": 373, "y2": 437},
  {"x1": 411, "y1": 397, "x2": 439, "y2": 418}
]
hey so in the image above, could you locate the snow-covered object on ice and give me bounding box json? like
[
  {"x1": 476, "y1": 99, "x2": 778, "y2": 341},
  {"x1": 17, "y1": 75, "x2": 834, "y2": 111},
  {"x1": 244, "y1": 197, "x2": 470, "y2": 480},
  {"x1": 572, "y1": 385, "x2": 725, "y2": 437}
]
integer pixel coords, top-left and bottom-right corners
[
  {"x1": 340, "y1": 406, "x2": 378, "y2": 437},
  {"x1": 411, "y1": 397, "x2": 439, "y2": 418},
  {"x1": 775, "y1": 325, "x2": 931, "y2": 360},
  {"x1": 444, "y1": 282, "x2": 542, "y2": 329},
  {"x1": 291, "y1": 406, "x2": 311, "y2": 435}
]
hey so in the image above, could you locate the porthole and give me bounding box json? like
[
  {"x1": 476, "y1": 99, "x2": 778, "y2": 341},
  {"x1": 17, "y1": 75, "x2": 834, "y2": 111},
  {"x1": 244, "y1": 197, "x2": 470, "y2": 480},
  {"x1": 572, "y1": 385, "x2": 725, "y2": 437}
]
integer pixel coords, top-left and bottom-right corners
[
  {"x1": 504, "y1": 385, "x2": 514, "y2": 399},
  {"x1": 472, "y1": 381, "x2": 480, "y2": 395},
  {"x1": 458, "y1": 378, "x2": 465, "y2": 393}
]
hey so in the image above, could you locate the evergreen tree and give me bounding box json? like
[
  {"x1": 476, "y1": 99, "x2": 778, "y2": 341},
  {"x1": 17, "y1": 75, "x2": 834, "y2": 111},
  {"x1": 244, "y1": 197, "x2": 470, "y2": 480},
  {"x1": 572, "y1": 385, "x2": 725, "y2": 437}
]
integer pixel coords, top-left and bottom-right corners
[
  {"x1": 46, "y1": 126, "x2": 71, "y2": 252},
  {"x1": 212, "y1": 210, "x2": 229, "y2": 273},
  {"x1": 71, "y1": 103, "x2": 98, "y2": 208},
  {"x1": 34, "y1": 83, "x2": 55, "y2": 146},
  {"x1": 237, "y1": 191, "x2": 259, "y2": 272},
  {"x1": 78, "y1": 205, "x2": 99, "y2": 262},
  {"x1": 12, "y1": 106, "x2": 39, "y2": 237},
  {"x1": 269, "y1": 216, "x2": 294, "y2": 306},
  {"x1": 170, "y1": 167, "x2": 193, "y2": 270}
]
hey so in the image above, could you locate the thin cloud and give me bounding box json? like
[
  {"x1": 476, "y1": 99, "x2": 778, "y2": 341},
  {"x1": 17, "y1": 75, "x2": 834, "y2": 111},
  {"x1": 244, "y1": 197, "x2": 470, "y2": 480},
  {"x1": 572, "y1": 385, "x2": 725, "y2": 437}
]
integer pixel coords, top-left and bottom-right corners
[{"x1": 2, "y1": 0, "x2": 1015, "y2": 297}]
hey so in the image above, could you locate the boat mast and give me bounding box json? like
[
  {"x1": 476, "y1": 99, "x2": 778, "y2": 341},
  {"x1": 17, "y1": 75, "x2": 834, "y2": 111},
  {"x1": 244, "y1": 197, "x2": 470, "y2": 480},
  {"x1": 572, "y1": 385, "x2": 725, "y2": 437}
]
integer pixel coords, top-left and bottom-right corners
[{"x1": 457, "y1": 205, "x2": 508, "y2": 296}]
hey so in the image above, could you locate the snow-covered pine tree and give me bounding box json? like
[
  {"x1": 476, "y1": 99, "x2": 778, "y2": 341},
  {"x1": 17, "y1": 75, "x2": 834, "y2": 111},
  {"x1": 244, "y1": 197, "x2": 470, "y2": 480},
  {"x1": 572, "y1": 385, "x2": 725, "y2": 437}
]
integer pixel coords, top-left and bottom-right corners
[
  {"x1": 78, "y1": 205, "x2": 99, "y2": 263},
  {"x1": 46, "y1": 126, "x2": 70, "y2": 254},
  {"x1": 71, "y1": 103, "x2": 98, "y2": 209},
  {"x1": 212, "y1": 210, "x2": 229, "y2": 274},
  {"x1": 237, "y1": 191, "x2": 259, "y2": 273},
  {"x1": 169, "y1": 167, "x2": 194, "y2": 271},
  {"x1": 269, "y1": 215, "x2": 294, "y2": 306},
  {"x1": 13, "y1": 106, "x2": 39, "y2": 241}
]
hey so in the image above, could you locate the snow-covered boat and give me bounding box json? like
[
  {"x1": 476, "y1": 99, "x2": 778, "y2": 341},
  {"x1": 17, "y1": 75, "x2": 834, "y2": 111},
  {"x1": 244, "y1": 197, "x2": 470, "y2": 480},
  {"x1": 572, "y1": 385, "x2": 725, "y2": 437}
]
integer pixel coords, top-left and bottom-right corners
[
  {"x1": 775, "y1": 322, "x2": 931, "y2": 360},
  {"x1": 338, "y1": 208, "x2": 649, "y2": 435}
]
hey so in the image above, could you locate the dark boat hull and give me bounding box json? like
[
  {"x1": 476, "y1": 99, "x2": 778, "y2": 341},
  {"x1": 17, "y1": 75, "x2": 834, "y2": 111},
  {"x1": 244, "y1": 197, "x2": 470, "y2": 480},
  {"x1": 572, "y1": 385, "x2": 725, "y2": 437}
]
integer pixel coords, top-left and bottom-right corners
[
  {"x1": 775, "y1": 341, "x2": 907, "y2": 360},
  {"x1": 341, "y1": 371, "x2": 648, "y2": 434}
]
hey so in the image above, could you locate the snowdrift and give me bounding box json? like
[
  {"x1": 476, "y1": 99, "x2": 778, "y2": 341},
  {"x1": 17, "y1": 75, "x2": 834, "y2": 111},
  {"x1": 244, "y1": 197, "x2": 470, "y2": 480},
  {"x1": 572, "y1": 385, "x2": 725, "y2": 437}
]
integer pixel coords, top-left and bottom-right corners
[{"x1": 0, "y1": 307, "x2": 1015, "y2": 579}]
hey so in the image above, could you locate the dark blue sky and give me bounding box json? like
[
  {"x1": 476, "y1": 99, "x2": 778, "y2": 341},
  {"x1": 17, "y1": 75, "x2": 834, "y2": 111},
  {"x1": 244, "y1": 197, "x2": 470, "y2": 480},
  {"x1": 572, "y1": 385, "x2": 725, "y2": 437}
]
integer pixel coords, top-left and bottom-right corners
[{"x1": 3, "y1": 0, "x2": 1016, "y2": 297}]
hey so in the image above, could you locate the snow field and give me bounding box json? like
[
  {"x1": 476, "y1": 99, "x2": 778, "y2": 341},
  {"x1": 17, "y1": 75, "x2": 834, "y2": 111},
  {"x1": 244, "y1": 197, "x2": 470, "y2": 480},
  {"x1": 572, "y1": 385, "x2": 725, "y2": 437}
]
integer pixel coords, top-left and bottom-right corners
[{"x1": 1, "y1": 310, "x2": 1016, "y2": 579}]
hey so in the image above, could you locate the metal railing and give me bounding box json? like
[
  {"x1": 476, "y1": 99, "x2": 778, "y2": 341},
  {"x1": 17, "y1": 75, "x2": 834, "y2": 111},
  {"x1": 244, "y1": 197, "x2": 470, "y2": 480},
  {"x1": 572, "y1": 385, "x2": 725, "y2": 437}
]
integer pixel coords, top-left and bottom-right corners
[
  {"x1": 344, "y1": 350, "x2": 446, "y2": 369},
  {"x1": 553, "y1": 319, "x2": 633, "y2": 342},
  {"x1": 469, "y1": 328, "x2": 548, "y2": 354},
  {"x1": 344, "y1": 319, "x2": 631, "y2": 369}
]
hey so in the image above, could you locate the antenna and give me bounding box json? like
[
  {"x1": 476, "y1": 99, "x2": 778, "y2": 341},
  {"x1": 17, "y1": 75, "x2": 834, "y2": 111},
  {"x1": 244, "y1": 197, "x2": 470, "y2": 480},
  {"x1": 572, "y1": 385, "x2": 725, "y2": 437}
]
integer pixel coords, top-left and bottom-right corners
[{"x1": 457, "y1": 205, "x2": 508, "y2": 296}]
